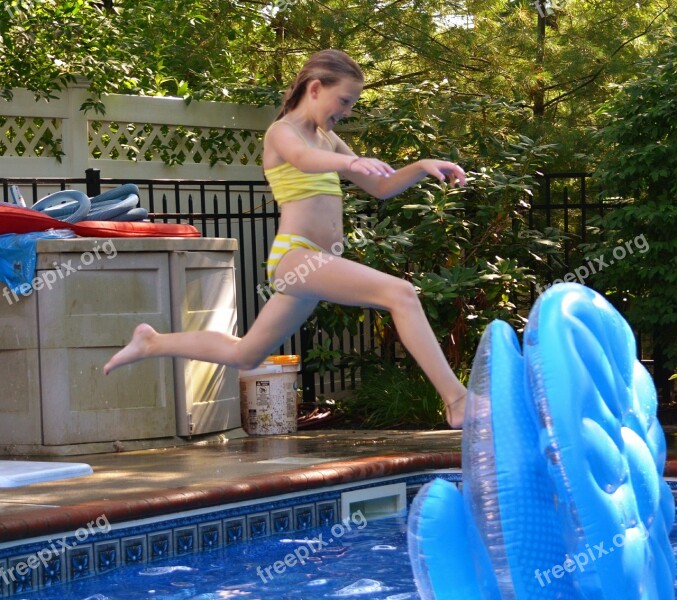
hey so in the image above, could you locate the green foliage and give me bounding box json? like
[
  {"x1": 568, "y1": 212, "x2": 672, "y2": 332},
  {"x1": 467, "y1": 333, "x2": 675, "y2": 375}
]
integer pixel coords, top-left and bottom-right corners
[
  {"x1": 0, "y1": 0, "x2": 268, "y2": 104},
  {"x1": 584, "y1": 32, "x2": 677, "y2": 370},
  {"x1": 339, "y1": 361, "x2": 446, "y2": 429},
  {"x1": 309, "y1": 91, "x2": 563, "y2": 429},
  {"x1": 1, "y1": 1, "x2": 673, "y2": 153},
  {"x1": 303, "y1": 338, "x2": 341, "y2": 378}
]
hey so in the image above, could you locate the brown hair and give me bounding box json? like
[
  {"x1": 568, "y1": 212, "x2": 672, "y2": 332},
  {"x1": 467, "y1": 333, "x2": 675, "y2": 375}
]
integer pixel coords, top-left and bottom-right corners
[{"x1": 275, "y1": 49, "x2": 364, "y2": 121}]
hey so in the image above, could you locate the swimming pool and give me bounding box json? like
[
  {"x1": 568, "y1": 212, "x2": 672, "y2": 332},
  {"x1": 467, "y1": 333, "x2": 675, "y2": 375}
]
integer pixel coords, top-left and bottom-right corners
[
  {"x1": 3, "y1": 472, "x2": 675, "y2": 598},
  {"x1": 25, "y1": 515, "x2": 417, "y2": 599},
  {"x1": 19, "y1": 517, "x2": 677, "y2": 599}
]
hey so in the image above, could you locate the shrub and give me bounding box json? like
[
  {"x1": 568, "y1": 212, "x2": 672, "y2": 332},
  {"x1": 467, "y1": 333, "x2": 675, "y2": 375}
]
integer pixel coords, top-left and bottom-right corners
[
  {"x1": 307, "y1": 87, "x2": 564, "y2": 427},
  {"x1": 584, "y1": 33, "x2": 677, "y2": 396}
]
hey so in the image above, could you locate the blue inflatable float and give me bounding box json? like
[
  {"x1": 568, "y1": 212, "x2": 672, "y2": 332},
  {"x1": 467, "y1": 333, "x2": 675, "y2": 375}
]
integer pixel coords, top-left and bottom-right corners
[{"x1": 408, "y1": 283, "x2": 675, "y2": 599}]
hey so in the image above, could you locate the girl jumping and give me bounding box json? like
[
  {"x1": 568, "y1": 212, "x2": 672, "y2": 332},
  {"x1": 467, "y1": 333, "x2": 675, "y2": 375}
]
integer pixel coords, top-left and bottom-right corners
[{"x1": 104, "y1": 49, "x2": 467, "y2": 428}]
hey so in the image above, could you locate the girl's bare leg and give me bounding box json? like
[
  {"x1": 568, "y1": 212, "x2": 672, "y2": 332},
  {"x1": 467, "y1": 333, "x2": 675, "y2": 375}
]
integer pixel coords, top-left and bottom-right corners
[
  {"x1": 276, "y1": 250, "x2": 466, "y2": 428},
  {"x1": 103, "y1": 293, "x2": 318, "y2": 375},
  {"x1": 105, "y1": 248, "x2": 465, "y2": 427}
]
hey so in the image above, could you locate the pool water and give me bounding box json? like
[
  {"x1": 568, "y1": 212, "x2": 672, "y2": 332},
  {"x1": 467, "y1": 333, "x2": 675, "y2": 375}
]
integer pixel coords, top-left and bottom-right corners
[
  {"x1": 19, "y1": 517, "x2": 677, "y2": 599},
  {"x1": 27, "y1": 515, "x2": 418, "y2": 599}
]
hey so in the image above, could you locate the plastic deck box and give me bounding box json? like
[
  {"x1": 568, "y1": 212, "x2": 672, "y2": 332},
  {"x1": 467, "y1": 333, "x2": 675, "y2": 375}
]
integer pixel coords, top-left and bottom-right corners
[{"x1": 0, "y1": 237, "x2": 240, "y2": 455}]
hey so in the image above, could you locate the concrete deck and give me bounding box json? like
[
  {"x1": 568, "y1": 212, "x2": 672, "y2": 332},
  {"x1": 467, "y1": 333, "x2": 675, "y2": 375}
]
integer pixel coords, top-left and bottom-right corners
[
  {"x1": 1, "y1": 427, "x2": 675, "y2": 545},
  {"x1": 0, "y1": 430, "x2": 462, "y2": 542}
]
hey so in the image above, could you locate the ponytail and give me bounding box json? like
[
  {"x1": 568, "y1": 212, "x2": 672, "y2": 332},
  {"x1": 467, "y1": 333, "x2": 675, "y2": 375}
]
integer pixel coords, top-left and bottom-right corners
[{"x1": 275, "y1": 49, "x2": 363, "y2": 121}]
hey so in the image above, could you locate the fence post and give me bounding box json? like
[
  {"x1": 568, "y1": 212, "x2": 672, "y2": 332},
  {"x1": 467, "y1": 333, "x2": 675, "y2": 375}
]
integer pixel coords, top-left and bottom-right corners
[
  {"x1": 63, "y1": 82, "x2": 91, "y2": 177},
  {"x1": 652, "y1": 329, "x2": 671, "y2": 405},
  {"x1": 85, "y1": 168, "x2": 101, "y2": 197},
  {"x1": 300, "y1": 324, "x2": 316, "y2": 403}
]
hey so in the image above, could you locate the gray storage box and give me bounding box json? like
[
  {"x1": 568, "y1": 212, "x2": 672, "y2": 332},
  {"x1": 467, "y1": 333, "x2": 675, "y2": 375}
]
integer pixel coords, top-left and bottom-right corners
[{"x1": 0, "y1": 237, "x2": 240, "y2": 454}]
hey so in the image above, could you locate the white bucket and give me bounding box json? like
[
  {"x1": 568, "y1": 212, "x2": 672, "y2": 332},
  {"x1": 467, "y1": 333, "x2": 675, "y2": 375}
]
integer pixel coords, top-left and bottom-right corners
[{"x1": 239, "y1": 355, "x2": 301, "y2": 435}]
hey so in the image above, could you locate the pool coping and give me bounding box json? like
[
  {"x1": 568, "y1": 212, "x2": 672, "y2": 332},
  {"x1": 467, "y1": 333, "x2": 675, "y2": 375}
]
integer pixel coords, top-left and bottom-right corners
[
  {"x1": 1, "y1": 448, "x2": 676, "y2": 597},
  {"x1": 0, "y1": 451, "x2": 459, "y2": 544},
  {"x1": 2, "y1": 450, "x2": 677, "y2": 544}
]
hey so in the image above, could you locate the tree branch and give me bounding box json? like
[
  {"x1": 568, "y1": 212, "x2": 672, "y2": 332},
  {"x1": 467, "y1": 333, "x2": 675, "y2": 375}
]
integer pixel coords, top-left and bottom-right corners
[
  {"x1": 542, "y1": 6, "x2": 671, "y2": 110},
  {"x1": 363, "y1": 70, "x2": 428, "y2": 89}
]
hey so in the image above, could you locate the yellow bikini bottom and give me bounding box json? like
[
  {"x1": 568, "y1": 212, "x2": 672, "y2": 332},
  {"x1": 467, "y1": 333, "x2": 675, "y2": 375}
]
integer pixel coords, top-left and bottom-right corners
[{"x1": 266, "y1": 233, "x2": 324, "y2": 282}]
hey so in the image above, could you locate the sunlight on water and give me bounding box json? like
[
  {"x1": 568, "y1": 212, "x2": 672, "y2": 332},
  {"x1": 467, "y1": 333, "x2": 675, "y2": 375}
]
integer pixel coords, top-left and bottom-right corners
[
  {"x1": 31, "y1": 516, "x2": 418, "y2": 599},
  {"x1": 19, "y1": 518, "x2": 677, "y2": 598}
]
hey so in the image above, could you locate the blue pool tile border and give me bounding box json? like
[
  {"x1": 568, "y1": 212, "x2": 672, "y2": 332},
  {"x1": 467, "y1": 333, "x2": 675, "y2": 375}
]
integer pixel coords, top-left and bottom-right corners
[
  {"x1": 1, "y1": 472, "x2": 675, "y2": 596},
  {"x1": 0, "y1": 470, "x2": 460, "y2": 597}
]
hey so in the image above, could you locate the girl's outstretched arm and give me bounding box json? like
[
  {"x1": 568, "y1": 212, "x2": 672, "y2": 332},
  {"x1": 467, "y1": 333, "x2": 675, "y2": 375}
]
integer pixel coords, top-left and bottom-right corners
[
  {"x1": 330, "y1": 133, "x2": 465, "y2": 199},
  {"x1": 347, "y1": 159, "x2": 466, "y2": 199}
]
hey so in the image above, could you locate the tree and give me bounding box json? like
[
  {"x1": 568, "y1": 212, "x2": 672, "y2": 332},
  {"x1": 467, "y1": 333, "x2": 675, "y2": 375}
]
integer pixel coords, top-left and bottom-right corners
[
  {"x1": 584, "y1": 31, "x2": 677, "y2": 400},
  {"x1": 0, "y1": 0, "x2": 270, "y2": 105},
  {"x1": 2, "y1": 1, "x2": 672, "y2": 135}
]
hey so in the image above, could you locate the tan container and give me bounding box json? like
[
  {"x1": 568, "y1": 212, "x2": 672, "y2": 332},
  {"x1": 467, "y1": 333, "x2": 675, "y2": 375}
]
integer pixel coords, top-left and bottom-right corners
[
  {"x1": 0, "y1": 237, "x2": 240, "y2": 454},
  {"x1": 239, "y1": 355, "x2": 300, "y2": 435}
]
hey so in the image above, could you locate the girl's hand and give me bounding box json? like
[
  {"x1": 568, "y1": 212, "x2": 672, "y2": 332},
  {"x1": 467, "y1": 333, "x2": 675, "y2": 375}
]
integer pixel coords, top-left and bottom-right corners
[
  {"x1": 421, "y1": 159, "x2": 466, "y2": 186},
  {"x1": 348, "y1": 156, "x2": 396, "y2": 178}
]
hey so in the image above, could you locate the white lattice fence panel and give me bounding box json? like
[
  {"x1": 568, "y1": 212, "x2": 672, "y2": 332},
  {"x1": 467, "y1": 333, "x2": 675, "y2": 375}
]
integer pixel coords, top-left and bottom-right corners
[
  {"x1": 88, "y1": 121, "x2": 264, "y2": 166},
  {"x1": 0, "y1": 116, "x2": 62, "y2": 157},
  {"x1": 0, "y1": 87, "x2": 276, "y2": 177},
  {"x1": 225, "y1": 130, "x2": 264, "y2": 165}
]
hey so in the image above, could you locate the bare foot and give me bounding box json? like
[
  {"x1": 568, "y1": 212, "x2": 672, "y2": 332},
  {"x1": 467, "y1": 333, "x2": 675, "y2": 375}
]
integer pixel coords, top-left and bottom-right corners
[
  {"x1": 104, "y1": 323, "x2": 158, "y2": 375},
  {"x1": 445, "y1": 390, "x2": 466, "y2": 429}
]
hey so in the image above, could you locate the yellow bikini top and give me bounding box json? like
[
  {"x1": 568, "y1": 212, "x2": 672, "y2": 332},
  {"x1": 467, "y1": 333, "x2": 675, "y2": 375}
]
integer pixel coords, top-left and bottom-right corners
[{"x1": 263, "y1": 121, "x2": 343, "y2": 204}]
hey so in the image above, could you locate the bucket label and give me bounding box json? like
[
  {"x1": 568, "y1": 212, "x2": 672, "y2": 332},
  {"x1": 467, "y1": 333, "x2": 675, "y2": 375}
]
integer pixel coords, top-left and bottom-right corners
[
  {"x1": 240, "y1": 372, "x2": 298, "y2": 435},
  {"x1": 255, "y1": 380, "x2": 270, "y2": 408},
  {"x1": 247, "y1": 408, "x2": 257, "y2": 428},
  {"x1": 286, "y1": 381, "x2": 296, "y2": 413}
]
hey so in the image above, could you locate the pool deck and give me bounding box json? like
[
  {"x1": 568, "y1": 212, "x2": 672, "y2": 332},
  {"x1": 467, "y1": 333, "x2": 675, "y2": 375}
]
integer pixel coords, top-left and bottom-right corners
[
  {"x1": 1, "y1": 426, "x2": 675, "y2": 545},
  {"x1": 0, "y1": 429, "x2": 462, "y2": 544}
]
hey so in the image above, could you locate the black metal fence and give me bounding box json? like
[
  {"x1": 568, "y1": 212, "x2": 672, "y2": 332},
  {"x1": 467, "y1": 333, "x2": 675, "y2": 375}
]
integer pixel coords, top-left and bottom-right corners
[
  {"x1": 2, "y1": 169, "x2": 671, "y2": 403},
  {"x1": 529, "y1": 172, "x2": 673, "y2": 403},
  {"x1": 1, "y1": 169, "x2": 373, "y2": 402}
]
